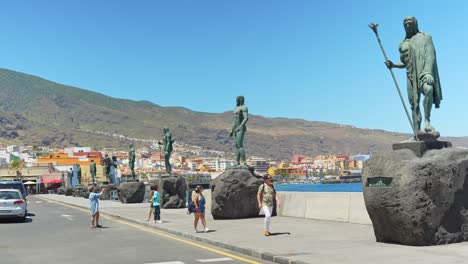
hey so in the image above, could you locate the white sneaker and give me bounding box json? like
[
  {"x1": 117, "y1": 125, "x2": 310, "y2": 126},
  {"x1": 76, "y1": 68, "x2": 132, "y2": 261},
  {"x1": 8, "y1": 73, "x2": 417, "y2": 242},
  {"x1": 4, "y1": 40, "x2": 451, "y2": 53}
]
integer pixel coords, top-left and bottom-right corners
[
  {"x1": 156, "y1": 220, "x2": 162, "y2": 224},
  {"x1": 204, "y1": 227, "x2": 210, "y2": 233},
  {"x1": 194, "y1": 229, "x2": 198, "y2": 233}
]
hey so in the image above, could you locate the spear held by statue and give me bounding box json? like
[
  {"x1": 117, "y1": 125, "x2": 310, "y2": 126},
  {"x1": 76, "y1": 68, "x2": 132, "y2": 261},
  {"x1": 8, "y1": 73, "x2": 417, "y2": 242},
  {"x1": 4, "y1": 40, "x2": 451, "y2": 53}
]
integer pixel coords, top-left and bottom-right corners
[{"x1": 368, "y1": 23, "x2": 417, "y2": 139}]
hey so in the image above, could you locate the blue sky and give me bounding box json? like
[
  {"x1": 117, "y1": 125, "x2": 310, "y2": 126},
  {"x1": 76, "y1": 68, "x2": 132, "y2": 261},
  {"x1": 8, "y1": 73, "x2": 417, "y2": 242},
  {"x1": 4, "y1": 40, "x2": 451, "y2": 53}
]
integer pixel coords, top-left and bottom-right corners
[{"x1": 0, "y1": 1, "x2": 466, "y2": 136}]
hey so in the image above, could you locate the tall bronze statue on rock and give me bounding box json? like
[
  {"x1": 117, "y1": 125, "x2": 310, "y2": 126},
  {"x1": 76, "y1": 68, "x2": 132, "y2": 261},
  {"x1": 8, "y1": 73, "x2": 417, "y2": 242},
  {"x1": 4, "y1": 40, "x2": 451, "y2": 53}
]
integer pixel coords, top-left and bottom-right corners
[
  {"x1": 161, "y1": 127, "x2": 174, "y2": 174},
  {"x1": 229, "y1": 96, "x2": 249, "y2": 166},
  {"x1": 129, "y1": 144, "x2": 136, "y2": 180},
  {"x1": 384, "y1": 16, "x2": 442, "y2": 136},
  {"x1": 90, "y1": 160, "x2": 97, "y2": 185}
]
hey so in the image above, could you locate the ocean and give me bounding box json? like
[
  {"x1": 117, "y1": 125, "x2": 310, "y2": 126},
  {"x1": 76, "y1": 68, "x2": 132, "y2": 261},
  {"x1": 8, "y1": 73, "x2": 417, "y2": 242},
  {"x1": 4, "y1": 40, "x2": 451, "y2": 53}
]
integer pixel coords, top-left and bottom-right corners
[{"x1": 275, "y1": 182, "x2": 362, "y2": 192}]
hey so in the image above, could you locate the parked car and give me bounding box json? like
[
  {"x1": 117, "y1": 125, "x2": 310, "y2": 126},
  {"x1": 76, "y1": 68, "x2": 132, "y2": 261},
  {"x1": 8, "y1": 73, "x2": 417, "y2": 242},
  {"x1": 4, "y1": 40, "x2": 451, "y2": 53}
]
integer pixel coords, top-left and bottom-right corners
[
  {"x1": 0, "y1": 189, "x2": 27, "y2": 222},
  {"x1": 0, "y1": 181, "x2": 27, "y2": 198}
]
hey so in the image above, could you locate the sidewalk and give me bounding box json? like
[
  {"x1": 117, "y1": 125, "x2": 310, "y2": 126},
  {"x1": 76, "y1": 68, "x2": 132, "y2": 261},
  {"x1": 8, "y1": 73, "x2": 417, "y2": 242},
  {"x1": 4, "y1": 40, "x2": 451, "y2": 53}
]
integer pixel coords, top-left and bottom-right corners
[{"x1": 38, "y1": 194, "x2": 468, "y2": 264}]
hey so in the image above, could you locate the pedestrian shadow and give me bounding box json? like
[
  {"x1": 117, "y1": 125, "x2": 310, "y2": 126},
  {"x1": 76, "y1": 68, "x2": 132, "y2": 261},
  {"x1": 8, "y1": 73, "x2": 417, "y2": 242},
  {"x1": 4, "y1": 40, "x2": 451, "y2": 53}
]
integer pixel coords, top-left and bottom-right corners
[
  {"x1": 27, "y1": 213, "x2": 36, "y2": 217},
  {"x1": 268, "y1": 232, "x2": 290, "y2": 236}
]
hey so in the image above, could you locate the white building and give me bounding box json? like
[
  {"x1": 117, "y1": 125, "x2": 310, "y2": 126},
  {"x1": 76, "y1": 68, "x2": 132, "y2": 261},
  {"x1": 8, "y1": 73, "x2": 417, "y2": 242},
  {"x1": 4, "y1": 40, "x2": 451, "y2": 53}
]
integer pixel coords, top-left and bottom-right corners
[
  {"x1": 204, "y1": 158, "x2": 236, "y2": 171},
  {"x1": 248, "y1": 157, "x2": 269, "y2": 173}
]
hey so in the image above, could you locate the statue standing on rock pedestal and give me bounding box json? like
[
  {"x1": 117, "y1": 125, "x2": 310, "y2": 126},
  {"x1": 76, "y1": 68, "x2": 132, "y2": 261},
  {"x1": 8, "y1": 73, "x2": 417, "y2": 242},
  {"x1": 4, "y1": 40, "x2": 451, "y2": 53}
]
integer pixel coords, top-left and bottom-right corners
[
  {"x1": 161, "y1": 127, "x2": 174, "y2": 174},
  {"x1": 129, "y1": 144, "x2": 136, "y2": 180},
  {"x1": 385, "y1": 16, "x2": 442, "y2": 135},
  {"x1": 229, "y1": 96, "x2": 249, "y2": 166}
]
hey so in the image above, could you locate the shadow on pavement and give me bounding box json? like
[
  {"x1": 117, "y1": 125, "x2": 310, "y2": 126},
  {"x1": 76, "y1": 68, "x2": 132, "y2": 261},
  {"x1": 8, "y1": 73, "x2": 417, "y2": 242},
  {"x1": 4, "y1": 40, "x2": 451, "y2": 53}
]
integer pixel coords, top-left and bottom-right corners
[
  {"x1": 0, "y1": 217, "x2": 33, "y2": 224},
  {"x1": 269, "y1": 232, "x2": 291, "y2": 236}
]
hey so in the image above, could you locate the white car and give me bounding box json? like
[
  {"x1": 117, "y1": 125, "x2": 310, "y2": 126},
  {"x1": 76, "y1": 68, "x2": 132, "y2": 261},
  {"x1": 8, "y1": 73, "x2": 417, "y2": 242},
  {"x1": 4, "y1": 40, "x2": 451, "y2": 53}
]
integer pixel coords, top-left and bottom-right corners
[{"x1": 0, "y1": 189, "x2": 27, "y2": 222}]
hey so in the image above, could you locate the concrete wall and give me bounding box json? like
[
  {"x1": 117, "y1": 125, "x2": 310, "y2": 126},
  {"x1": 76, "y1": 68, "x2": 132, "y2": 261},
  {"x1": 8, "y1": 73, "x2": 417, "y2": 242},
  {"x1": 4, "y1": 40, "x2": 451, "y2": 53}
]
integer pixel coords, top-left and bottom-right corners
[
  {"x1": 204, "y1": 190, "x2": 371, "y2": 225},
  {"x1": 277, "y1": 192, "x2": 371, "y2": 224}
]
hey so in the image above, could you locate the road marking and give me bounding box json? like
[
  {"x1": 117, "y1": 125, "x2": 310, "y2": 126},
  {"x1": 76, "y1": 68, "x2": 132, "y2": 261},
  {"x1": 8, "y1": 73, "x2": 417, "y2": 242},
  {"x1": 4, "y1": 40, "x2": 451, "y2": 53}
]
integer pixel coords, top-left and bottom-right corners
[
  {"x1": 60, "y1": 214, "x2": 73, "y2": 221},
  {"x1": 197, "y1": 258, "x2": 233, "y2": 262},
  {"x1": 35, "y1": 201, "x2": 43, "y2": 204},
  {"x1": 145, "y1": 262, "x2": 185, "y2": 264},
  {"x1": 35, "y1": 196, "x2": 261, "y2": 264}
]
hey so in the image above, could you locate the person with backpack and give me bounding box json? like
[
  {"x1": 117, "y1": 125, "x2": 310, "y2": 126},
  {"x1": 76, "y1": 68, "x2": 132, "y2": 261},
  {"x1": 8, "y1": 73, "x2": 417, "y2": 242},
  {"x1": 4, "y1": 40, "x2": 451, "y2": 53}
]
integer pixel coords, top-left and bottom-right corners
[
  {"x1": 151, "y1": 184, "x2": 162, "y2": 224},
  {"x1": 192, "y1": 185, "x2": 210, "y2": 233},
  {"x1": 145, "y1": 185, "x2": 155, "y2": 221},
  {"x1": 257, "y1": 175, "x2": 281, "y2": 236}
]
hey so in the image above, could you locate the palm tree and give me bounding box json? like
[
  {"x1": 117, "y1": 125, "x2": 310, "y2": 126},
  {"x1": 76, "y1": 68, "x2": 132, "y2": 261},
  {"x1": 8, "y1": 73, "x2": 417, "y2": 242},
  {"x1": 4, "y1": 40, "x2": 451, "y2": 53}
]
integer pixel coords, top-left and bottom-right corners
[{"x1": 10, "y1": 159, "x2": 24, "y2": 179}]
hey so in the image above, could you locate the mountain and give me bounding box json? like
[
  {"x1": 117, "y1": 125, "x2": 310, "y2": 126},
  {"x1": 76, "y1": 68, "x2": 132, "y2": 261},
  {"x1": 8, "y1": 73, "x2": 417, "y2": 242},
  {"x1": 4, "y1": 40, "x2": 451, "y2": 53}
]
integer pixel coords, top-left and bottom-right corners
[{"x1": 0, "y1": 68, "x2": 466, "y2": 160}]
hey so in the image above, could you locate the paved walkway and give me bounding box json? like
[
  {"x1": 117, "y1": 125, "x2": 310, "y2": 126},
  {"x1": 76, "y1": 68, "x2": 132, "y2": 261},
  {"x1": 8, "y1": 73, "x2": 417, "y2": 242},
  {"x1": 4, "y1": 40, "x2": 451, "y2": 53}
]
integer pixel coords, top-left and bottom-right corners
[{"x1": 37, "y1": 194, "x2": 468, "y2": 264}]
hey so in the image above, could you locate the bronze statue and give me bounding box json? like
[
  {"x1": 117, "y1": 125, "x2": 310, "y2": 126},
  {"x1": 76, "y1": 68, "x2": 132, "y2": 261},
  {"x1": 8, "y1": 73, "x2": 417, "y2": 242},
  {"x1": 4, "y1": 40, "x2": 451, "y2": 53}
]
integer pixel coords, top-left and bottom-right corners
[
  {"x1": 67, "y1": 168, "x2": 73, "y2": 187},
  {"x1": 385, "y1": 16, "x2": 442, "y2": 134},
  {"x1": 90, "y1": 160, "x2": 97, "y2": 185},
  {"x1": 76, "y1": 164, "x2": 82, "y2": 185},
  {"x1": 229, "y1": 96, "x2": 249, "y2": 165},
  {"x1": 103, "y1": 154, "x2": 111, "y2": 182},
  {"x1": 161, "y1": 127, "x2": 174, "y2": 173},
  {"x1": 129, "y1": 144, "x2": 136, "y2": 180}
]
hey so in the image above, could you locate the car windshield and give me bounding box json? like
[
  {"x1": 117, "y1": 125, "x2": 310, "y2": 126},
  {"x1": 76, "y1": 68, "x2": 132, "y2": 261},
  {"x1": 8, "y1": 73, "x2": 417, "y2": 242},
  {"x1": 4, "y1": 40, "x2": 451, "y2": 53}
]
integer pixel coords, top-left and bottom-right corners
[
  {"x1": 0, "y1": 191, "x2": 21, "y2": 200},
  {"x1": 0, "y1": 183, "x2": 24, "y2": 194}
]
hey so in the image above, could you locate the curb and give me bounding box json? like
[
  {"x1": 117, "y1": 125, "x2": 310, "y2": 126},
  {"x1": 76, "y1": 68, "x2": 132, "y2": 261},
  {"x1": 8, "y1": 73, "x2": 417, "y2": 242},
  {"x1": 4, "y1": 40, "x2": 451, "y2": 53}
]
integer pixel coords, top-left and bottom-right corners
[{"x1": 36, "y1": 195, "x2": 309, "y2": 264}]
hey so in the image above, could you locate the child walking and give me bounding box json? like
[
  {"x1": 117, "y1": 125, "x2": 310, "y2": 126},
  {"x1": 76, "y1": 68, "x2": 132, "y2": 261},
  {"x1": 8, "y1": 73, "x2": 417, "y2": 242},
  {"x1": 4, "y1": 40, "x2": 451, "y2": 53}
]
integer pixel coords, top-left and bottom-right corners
[
  {"x1": 146, "y1": 185, "x2": 155, "y2": 221},
  {"x1": 151, "y1": 184, "x2": 162, "y2": 224}
]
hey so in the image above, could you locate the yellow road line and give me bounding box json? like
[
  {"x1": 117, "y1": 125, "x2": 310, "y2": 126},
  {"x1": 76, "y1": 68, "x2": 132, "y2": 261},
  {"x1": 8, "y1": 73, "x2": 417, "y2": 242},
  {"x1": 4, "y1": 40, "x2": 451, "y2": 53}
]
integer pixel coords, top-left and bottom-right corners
[{"x1": 35, "y1": 196, "x2": 261, "y2": 264}]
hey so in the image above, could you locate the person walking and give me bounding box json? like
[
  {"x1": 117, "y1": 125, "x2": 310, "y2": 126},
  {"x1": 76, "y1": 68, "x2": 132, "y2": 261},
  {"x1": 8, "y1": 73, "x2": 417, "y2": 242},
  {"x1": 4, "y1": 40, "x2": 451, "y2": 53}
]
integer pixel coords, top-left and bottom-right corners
[
  {"x1": 151, "y1": 184, "x2": 162, "y2": 224},
  {"x1": 192, "y1": 185, "x2": 210, "y2": 233},
  {"x1": 145, "y1": 186, "x2": 155, "y2": 221},
  {"x1": 89, "y1": 186, "x2": 106, "y2": 228},
  {"x1": 257, "y1": 175, "x2": 281, "y2": 236}
]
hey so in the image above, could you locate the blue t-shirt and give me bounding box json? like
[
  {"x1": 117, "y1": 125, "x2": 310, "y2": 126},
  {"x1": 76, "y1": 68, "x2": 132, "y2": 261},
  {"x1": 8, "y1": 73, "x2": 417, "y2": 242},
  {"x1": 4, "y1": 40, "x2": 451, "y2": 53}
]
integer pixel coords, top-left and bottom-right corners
[{"x1": 152, "y1": 191, "x2": 161, "y2": 206}]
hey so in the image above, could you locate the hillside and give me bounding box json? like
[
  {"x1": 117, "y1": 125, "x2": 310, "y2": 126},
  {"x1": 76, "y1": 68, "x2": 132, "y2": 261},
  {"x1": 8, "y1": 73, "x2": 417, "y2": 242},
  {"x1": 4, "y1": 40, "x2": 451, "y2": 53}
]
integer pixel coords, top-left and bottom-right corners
[{"x1": 0, "y1": 68, "x2": 466, "y2": 160}]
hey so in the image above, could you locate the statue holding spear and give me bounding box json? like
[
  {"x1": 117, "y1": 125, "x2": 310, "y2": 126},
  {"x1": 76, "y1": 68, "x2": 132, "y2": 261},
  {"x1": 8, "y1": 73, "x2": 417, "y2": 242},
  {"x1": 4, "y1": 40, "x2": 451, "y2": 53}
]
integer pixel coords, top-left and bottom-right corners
[{"x1": 369, "y1": 17, "x2": 442, "y2": 140}]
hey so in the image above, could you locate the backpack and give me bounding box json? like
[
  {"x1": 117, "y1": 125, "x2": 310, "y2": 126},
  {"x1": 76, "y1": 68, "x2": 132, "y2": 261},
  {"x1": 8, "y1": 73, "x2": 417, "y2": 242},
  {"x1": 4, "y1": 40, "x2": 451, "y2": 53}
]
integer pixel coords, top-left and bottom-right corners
[
  {"x1": 260, "y1": 183, "x2": 277, "y2": 216},
  {"x1": 187, "y1": 201, "x2": 195, "y2": 215},
  {"x1": 260, "y1": 183, "x2": 276, "y2": 198}
]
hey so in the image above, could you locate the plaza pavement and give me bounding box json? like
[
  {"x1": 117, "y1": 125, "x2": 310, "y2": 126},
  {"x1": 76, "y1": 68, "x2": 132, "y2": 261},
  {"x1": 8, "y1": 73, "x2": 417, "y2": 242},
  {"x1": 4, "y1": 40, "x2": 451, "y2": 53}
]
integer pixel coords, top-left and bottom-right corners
[{"x1": 37, "y1": 194, "x2": 468, "y2": 264}]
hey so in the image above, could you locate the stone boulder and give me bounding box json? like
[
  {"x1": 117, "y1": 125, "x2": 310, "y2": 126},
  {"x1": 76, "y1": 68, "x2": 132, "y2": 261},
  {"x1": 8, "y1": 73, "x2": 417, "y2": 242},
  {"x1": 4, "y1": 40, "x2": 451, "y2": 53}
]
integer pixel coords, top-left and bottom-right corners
[
  {"x1": 98, "y1": 184, "x2": 119, "y2": 200},
  {"x1": 118, "y1": 182, "x2": 145, "y2": 203},
  {"x1": 159, "y1": 176, "x2": 187, "y2": 208},
  {"x1": 362, "y1": 148, "x2": 468, "y2": 246},
  {"x1": 57, "y1": 187, "x2": 66, "y2": 195},
  {"x1": 211, "y1": 166, "x2": 263, "y2": 219},
  {"x1": 64, "y1": 188, "x2": 73, "y2": 196}
]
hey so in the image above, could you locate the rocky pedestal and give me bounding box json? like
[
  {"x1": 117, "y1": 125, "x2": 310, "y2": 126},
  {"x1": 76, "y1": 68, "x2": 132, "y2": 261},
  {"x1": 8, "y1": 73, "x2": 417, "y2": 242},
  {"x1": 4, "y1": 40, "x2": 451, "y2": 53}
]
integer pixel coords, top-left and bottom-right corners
[
  {"x1": 57, "y1": 187, "x2": 66, "y2": 195},
  {"x1": 63, "y1": 188, "x2": 73, "y2": 196},
  {"x1": 99, "y1": 184, "x2": 119, "y2": 200},
  {"x1": 392, "y1": 136, "x2": 452, "y2": 157},
  {"x1": 363, "y1": 147, "x2": 468, "y2": 245},
  {"x1": 211, "y1": 166, "x2": 263, "y2": 219},
  {"x1": 158, "y1": 176, "x2": 187, "y2": 208},
  {"x1": 118, "y1": 182, "x2": 145, "y2": 203}
]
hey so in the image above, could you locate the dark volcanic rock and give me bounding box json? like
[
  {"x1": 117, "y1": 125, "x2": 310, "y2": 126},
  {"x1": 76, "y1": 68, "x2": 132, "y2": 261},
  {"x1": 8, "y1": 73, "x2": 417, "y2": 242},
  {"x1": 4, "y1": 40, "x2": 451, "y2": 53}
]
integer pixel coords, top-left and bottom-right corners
[
  {"x1": 362, "y1": 148, "x2": 468, "y2": 246},
  {"x1": 159, "y1": 176, "x2": 187, "y2": 209},
  {"x1": 211, "y1": 166, "x2": 263, "y2": 219},
  {"x1": 98, "y1": 184, "x2": 119, "y2": 200},
  {"x1": 118, "y1": 182, "x2": 145, "y2": 203},
  {"x1": 57, "y1": 187, "x2": 66, "y2": 195},
  {"x1": 64, "y1": 188, "x2": 73, "y2": 196},
  {"x1": 392, "y1": 139, "x2": 451, "y2": 157}
]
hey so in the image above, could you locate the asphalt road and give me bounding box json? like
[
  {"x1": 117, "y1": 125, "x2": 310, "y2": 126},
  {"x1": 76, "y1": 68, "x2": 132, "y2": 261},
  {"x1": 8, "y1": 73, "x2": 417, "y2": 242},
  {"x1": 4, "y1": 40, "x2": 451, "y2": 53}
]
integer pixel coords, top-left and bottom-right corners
[{"x1": 0, "y1": 196, "x2": 271, "y2": 264}]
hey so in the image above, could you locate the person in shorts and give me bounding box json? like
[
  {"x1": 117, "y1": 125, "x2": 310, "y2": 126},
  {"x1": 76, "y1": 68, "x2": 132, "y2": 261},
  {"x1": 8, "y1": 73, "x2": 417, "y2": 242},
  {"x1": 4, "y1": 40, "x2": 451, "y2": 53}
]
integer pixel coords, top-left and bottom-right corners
[
  {"x1": 89, "y1": 186, "x2": 106, "y2": 228},
  {"x1": 192, "y1": 185, "x2": 210, "y2": 233}
]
